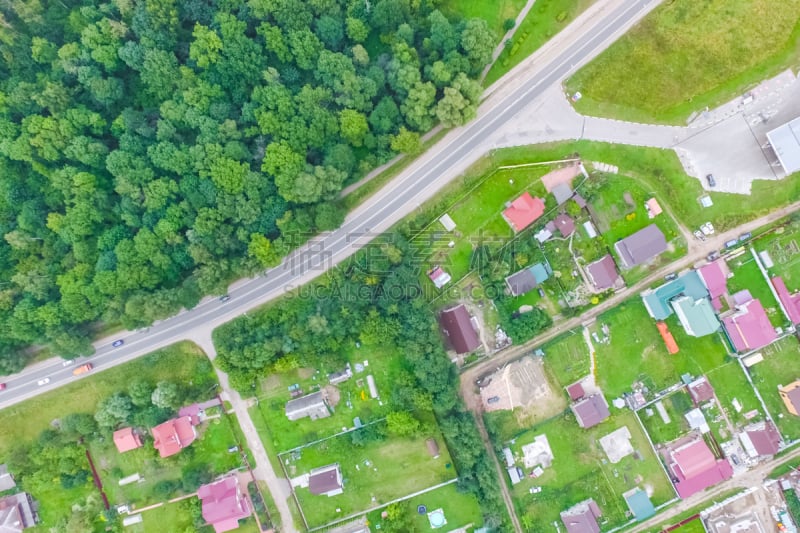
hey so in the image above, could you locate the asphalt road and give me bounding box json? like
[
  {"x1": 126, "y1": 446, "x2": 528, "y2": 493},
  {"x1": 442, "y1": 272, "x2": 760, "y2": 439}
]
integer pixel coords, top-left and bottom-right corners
[{"x1": 0, "y1": 0, "x2": 657, "y2": 408}]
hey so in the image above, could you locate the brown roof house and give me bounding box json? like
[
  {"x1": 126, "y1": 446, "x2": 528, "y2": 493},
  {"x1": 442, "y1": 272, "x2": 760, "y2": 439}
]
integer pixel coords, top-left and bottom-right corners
[
  {"x1": 572, "y1": 394, "x2": 610, "y2": 429},
  {"x1": 439, "y1": 304, "x2": 481, "y2": 354},
  {"x1": 739, "y1": 421, "x2": 781, "y2": 459},
  {"x1": 0, "y1": 493, "x2": 37, "y2": 533},
  {"x1": 285, "y1": 391, "x2": 330, "y2": 421},
  {"x1": 687, "y1": 376, "x2": 715, "y2": 406},
  {"x1": 779, "y1": 380, "x2": 800, "y2": 416},
  {"x1": 560, "y1": 499, "x2": 602, "y2": 533},
  {"x1": 586, "y1": 254, "x2": 622, "y2": 291},
  {"x1": 614, "y1": 224, "x2": 668, "y2": 268},
  {"x1": 553, "y1": 213, "x2": 576, "y2": 237},
  {"x1": 308, "y1": 464, "x2": 344, "y2": 497}
]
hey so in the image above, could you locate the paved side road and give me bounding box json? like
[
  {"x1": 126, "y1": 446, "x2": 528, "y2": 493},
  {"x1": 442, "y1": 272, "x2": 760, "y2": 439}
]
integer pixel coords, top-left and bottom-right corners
[{"x1": 193, "y1": 333, "x2": 298, "y2": 533}]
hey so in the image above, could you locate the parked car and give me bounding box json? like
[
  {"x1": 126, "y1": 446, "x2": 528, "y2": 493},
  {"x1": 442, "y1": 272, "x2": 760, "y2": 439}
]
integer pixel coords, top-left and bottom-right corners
[
  {"x1": 111, "y1": 339, "x2": 124, "y2": 347},
  {"x1": 739, "y1": 232, "x2": 752, "y2": 242},
  {"x1": 701, "y1": 222, "x2": 715, "y2": 235},
  {"x1": 61, "y1": 359, "x2": 74, "y2": 367},
  {"x1": 487, "y1": 396, "x2": 500, "y2": 404},
  {"x1": 219, "y1": 294, "x2": 231, "y2": 302},
  {"x1": 707, "y1": 251, "x2": 721, "y2": 261},
  {"x1": 725, "y1": 239, "x2": 740, "y2": 248},
  {"x1": 537, "y1": 288, "x2": 545, "y2": 297},
  {"x1": 693, "y1": 230, "x2": 706, "y2": 241},
  {"x1": 706, "y1": 174, "x2": 716, "y2": 187},
  {"x1": 37, "y1": 378, "x2": 50, "y2": 386},
  {"x1": 664, "y1": 273, "x2": 678, "y2": 281},
  {"x1": 0, "y1": 383, "x2": 6, "y2": 391}
]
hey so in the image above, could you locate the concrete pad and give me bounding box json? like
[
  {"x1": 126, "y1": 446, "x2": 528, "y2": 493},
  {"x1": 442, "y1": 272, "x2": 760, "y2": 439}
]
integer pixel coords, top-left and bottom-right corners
[{"x1": 599, "y1": 425, "x2": 634, "y2": 463}]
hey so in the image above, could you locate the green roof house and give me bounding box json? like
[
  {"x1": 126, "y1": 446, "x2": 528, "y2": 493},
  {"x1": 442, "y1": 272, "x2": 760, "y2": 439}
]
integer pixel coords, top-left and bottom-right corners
[
  {"x1": 623, "y1": 487, "x2": 655, "y2": 521},
  {"x1": 642, "y1": 271, "x2": 709, "y2": 320},
  {"x1": 671, "y1": 296, "x2": 721, "y2": 337}
]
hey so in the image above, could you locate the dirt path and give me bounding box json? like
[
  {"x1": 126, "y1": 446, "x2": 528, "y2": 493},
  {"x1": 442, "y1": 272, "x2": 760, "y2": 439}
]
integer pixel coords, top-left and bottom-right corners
[
  {"x1": 480, "y1": 0, "x2": 538, "y2": 82},
  {"x1": 460, "y1": 199, "x2": 800, "y2": 529}
]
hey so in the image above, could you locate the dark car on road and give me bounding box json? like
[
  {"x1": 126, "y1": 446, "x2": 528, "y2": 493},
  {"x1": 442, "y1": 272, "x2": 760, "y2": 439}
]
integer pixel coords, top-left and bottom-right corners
[
  {"x1": 112, "y1": 339, "x2": 124, "y2": 347},
  {"x1": 219, "y1": 294, "x2": 231, "y2": 302},
  {"x1": 706, "y1": 174, "x2": 716, "y2": 187}
]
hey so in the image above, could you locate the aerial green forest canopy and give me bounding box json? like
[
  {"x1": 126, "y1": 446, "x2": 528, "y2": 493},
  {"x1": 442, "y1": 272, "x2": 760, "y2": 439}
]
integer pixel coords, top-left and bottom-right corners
[{"x1": 0, "y1": 0, "x2": 496, "y2": 367}]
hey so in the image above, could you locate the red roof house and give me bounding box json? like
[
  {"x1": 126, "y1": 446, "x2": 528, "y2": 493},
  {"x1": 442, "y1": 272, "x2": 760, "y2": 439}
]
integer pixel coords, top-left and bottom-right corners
[
  {"x1": 152, "y1": 416, "x2": 197, "y2": 458},
  {"x1": 698, "y1": 261, "x2": 729, "y2": 310},
  {"x1": 198, "y1": 476, "x2": 251, "y2": 533},
  {"x1": 113, "y1": 428, "x2": 143, "y2": 453},
  {"x1": 771, "y1": 276, "x2": 800, "y2": 325},
  {"x1": 502, "y1": 192, "x2": 545, "y2": 232},
  {"x1": 667, "y1": 438, "x2": 733, "y2": 499},
  {"x1": 721, "y1": 297, "x2": 777, "y2": 352},
  {"x1": 566, "y1": 382, "x2": 585, "y2": 401},
  {"x1": 687, "y1": 376, "x2": 715, "y2": 406}
]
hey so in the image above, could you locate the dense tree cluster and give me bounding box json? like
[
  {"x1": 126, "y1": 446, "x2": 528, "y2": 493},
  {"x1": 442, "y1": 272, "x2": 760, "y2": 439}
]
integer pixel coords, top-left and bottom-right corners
[
  {"x1": 214, "y1": 233, "x2": 510, "y2": 528},
  {"x1": 0, "y1": 0, "x2": 495, "y2": 366}
]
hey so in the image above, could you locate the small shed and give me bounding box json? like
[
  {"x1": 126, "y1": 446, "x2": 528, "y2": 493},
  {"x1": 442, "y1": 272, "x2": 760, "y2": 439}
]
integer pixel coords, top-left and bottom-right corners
[
  {"x1": 439, "y1": 214, "x2": 457, "y2": 232},
  {"x1": 123, "y1": 514, "x2": 144, "y2": 527},
  {"x1": 366, "y1": 375, "x2": 379, "y2": 399},
  {"x1": 583, "y1": 220, "x2": 598, "y2": 238},
  {"x1": 426, "y1": 438, "x2": 440, "y2": 459}
]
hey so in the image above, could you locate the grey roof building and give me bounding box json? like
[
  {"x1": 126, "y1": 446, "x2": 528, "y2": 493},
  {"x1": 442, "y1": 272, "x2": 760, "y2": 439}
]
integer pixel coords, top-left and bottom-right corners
[
  {"x1": 0, "y1": 465, "x2": 15, "y2": 492},
  {"x1": 767, "y1": 116, "x2": 800, "y2": 175},
  {"x1": 0, "y1": 493, "x2": 37, "y2": 533},
  {"x1": 614, "y1": 224, "x2": 667, "y2": 268},
  {"x1": 285, "y1": 391, "x2": 330, "y2": 421}
]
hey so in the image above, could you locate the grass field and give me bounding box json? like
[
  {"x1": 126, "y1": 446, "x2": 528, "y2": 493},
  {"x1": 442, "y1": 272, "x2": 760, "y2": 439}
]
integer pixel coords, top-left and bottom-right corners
[
  {"x1": 252, "y1": 345, "x2": 403, "y2": 452},
  {"x1": 288, "y1": 419, "x2": 456, "y2": 527},
  {"x1": 506, "y1": 410, "x2": 673, "y2": 531},
  {"x1": 366, "y1": 482, "x2": 484, "y2": 531},
  {"x1": 486, "y1": 141, "x2": 800, "y2": 233},
  {"x1": 749, "y1": 336, "x2": 800, "y2": 440},
  {"x1": 706, "y1": 361, "x2": 765, "y2": 428},
  {"x1": 0, "y1": 342, "x2": 209, "y2": 456},
  {"x1": 566, "y1": 0, "x2": 800, "y2": 123},
  {"x1": 593, "y1": 301, "x2": 731, "y2": 398},
  {"x1": 485, "y1": 0, "x2": 596, "y2": 85},
  {"x1": 640, "y1": 390, "x2": 692, "y2": 445},
  {"x1": 134, "y1": 500, "x2": 260, "y2": 533},
  {"x1": 542, "y1": 330, "x2": 590, "y2": 387},
  {"x1": 440, "y1": 0, "x2": 526, "y2": 40},
  {"x1": 756, "y1": 220, "x2": 800, "y2": 288},
  {"x1": 726, "y1": 255, "x2": 786, "y2": 327}
]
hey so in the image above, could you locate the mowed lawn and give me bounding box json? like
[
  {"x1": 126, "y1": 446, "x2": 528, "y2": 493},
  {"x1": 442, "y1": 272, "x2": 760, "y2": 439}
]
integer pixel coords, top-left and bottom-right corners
[
  {"x1": 726, "y1": 255, "x2": 786, "y2": 327},
  {"x1": 290, "y1": 422, "x2": 456, "y2": 527},
  {"x1": 485, "y1": 0, "x2": 596, "y2": 85},
  {"x1": 134, "y1": 500, "x2": 260, "y2": 533},
  {"x1": 640, "y1": 389, "x2": 692, "y2": 445},
  {"x1": 566, "y1": 0, "x2": 800, "y2": 123},
  {"x1": 0, "y1": 342, "x2": 208, "y2": 456},
  {"x1": 366, "y1": 482, "x2": 484, "y2": 531},
  {"x1": 749, "y1": 336, "x2": 800, "y2": 440},
  {"x1": 593, "y1": 301, "x2": 730, "y2": 398},
  {"x1": 507, "y1": 410, "x2": 674, "y2": 531}
]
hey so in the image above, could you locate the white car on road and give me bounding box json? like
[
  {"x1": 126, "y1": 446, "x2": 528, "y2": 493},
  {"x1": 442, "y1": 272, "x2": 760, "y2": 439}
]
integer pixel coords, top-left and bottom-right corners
[{"x1": 37, "y1": 378, "x2": 50, "y2": 386}]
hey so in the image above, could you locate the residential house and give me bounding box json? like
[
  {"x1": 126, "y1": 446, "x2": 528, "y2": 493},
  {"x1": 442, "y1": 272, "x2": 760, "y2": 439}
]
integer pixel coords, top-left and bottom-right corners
[
  {"x1": 0, "y1": 492, "x2": 37, "y2": 533},
  {"x1": 505, "y1": 263, "x2": 551, "y2": 297},
  {"x1": 113, "y1": 427, "x2": 143, "y2": 453},
  {"x1": 687, "y1": 376, "x2": 715, "y2": 406},
  {"x1": 641, "y1": 271, "x2": 708, "y2": 320},
  {"x1": 502, "y1": 192, "x2": 545, "y2": 232},
  {"x1": 614, "y1": 224, "x2": 667, "y2": 268},
  {"x1": 623, "y1": 487, "x2": 656, "y2": 521},
  {"x1": 721, "y1": 292, "x2": 777, "y2": 352},
  {"x1": 739, "y1": 421, "x2": 781, "y2": 458},
  {"x1": 572, "y1": 394, "x2": 610, "y2": 429},
  {"x1": 308, "y1": 464, "x2": 344, "y2": 497},
  {"x1": 439, "y1": 304, "x2": 481, "y2": 354},
  {"x1": 152, "y1": 416, "x2": 197, "y2": 458},
  {"x1": 585, "y1": 254, "x2": 621, "y2": 291},
  {"x1": 551, "y1": 183, "x2": 573, "y2": 206},
  {"x1": 697, "y1": 261, "x2": 729, "y2": 311},
  {"x1": 285, "y1": 391, "x2": 330, "y2": 421},
  {"x1": 328, "y1": 363, "x2": 353, "y2": 385},
  {"x1": 671, "y1": 296, "x2": 720, "y2": 337},
  {"x1": 197, "y1": 476, "x2": 251, "y2": 533},
  {"x1": 771, "y1": 276, "x2": 800, "y2": 324},
  {"x1": 553, "y1": 213, "x2": 575, "y2": 237},
  {"x1": 560, "y1": 499, "x2": 602, "y2": 533},
  {"x1": 666, "y1": 438, "x2": 733, "y2": 499},
  {"x1": 779, "y1": 380, "x2": 800, "y2": 416}
]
